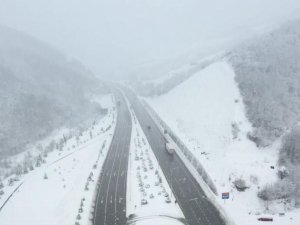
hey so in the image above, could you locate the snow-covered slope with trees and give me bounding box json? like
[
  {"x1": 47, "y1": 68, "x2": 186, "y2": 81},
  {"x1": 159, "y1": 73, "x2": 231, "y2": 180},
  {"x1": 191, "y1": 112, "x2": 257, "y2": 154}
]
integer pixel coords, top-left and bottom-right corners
[
  {"x1": 145, "y1": 61, "x2": 294, "y2": 224},
  {"x1": 144, "y1": 20, "x2": 300, "y2": 223},
  {"x1": 229, "y1": 19, "x2": 300, "y2": 147},
  {"x1": 0, "y1": 95, "x2": 116, "y2": 225},
  {"x1": 0, "y1": 25, "x2": 106, "y2": 159}
]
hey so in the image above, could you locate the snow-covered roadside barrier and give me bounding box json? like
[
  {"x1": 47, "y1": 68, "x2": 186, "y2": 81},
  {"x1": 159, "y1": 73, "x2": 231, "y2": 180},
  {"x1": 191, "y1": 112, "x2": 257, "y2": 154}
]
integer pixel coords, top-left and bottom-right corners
[
  {"x1": 125, "y1": 101, "x2": 185, "y2": 224},
  {"x1": 141, "y1": 100, "x2": 234, "y2": 225},
  {"x1": 0, "y1": 94, "x2": 117, "y2": 225},
  {"x1": 141, "y1": 100, "x2": 217, "y2": 194}
]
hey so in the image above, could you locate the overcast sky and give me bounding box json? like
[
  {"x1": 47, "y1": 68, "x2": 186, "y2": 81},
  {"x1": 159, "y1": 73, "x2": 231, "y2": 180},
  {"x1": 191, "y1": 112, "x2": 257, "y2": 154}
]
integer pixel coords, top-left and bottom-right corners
[{"x1": 0, "y1": 0, "x2": 300, "y2": 78}]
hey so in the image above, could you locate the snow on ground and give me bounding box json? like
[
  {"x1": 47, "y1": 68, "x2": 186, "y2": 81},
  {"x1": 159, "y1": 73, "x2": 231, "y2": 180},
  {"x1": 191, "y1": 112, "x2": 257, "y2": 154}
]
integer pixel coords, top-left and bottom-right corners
[
  {"x1": 142, "y1": 53, "x2": 224, "y2": 87},
  {"x1": 0, "y1": 94, "x2": 116, "y2": 225},
  {"x1": 0, "y1": 94, "x2": 116, "y2": 181},
  {"x1": 126, "y1": 105, "x2": 184, "y2": 224},
  {"x1": 145, "y1": 61, "x2": 300, "y2": 225},
  {"x1": 90, "y1": 94, "x2": 114, "y2": 109}
]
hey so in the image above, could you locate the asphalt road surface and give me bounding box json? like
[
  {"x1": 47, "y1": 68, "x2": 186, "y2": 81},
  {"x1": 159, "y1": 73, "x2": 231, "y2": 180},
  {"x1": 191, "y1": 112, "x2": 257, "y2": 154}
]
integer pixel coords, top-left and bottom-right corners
[
  {"x1": 124, "y1": 88, "x2": 226, "y2": 225},
  {"x1": 93, "y1": 90, "x2": 132, "y2": 225}
]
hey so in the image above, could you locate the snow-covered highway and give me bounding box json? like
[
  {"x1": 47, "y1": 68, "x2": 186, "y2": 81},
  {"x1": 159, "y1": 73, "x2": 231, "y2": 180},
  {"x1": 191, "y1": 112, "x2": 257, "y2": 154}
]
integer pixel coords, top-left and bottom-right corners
[
  {"x1": 123, "y1": 87, "x2": 226, "y2": 225},
  {"x1": 93, "y1": 90, "x2": 132, "y2": 225}
]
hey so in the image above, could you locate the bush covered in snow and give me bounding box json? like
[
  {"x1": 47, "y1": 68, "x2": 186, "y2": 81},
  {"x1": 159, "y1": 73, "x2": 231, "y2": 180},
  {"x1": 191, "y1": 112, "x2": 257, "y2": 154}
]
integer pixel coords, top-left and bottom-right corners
[
  {"x1": 258, "y1": 179, "x2": 295, "y2": 201},
  {"x1": 258, "y1": 126, "x2": 300, "y2": 206},
  {"x1": 229, "y1": 19, "x2": 300, "y2": 146},
  {"x1": 279, "y1": 126, "x2": 300, "y2": 165},
  {"x1": 233, "y1": 178, "x2": 248, "y2": 192}
]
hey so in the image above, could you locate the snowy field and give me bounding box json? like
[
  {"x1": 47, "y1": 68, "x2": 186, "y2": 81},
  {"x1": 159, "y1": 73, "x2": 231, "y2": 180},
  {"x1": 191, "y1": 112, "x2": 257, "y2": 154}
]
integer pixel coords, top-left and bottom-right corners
[
  {"x1": 0, "y1": 94, "x2": 116, "y2": 225},
  {"x1": 126, "y1": 105, "x2": 184, "y2": 224},
  {"x1": 146, "y1": 61, "x2": 300, "y2": 225}
]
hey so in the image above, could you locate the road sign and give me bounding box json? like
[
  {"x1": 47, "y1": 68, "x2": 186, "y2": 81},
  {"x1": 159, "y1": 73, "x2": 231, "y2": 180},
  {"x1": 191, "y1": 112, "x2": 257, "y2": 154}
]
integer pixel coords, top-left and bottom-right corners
[{"x1": 222, "y1": 192, "x2": 229, "y2": 199}]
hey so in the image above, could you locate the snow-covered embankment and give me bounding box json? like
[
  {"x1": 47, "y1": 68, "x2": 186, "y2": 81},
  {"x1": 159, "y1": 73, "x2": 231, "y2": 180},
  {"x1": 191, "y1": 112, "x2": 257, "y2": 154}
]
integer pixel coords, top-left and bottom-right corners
[
  {"x1": 126, "y1": 102, "x2": 184, "y2": 225},
  {"x1": 145, "y1": 61, "x2": 296, "y2": 225},
  {"x1": 0, "y1": 94, "x2": 116, "y2": 225}
]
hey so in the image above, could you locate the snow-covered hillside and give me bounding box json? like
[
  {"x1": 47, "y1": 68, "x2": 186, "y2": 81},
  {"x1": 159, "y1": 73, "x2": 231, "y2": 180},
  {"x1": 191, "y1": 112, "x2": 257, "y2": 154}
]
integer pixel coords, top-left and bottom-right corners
[
  {"x1": 132, "y1": 54, "x2": 224, "y2": 97},
  {"x1": 0, "y1": 25, "x2": 106, "y2": 159},
  {"x1": 145, "y1": 61, "x2": 300, "y2": 225},
  {"x1": 0, "y1": 95, "x2": 116, "y2": 225},
  {"x1": 229, "y1": 19, "x2": 300, "y2": 146}
]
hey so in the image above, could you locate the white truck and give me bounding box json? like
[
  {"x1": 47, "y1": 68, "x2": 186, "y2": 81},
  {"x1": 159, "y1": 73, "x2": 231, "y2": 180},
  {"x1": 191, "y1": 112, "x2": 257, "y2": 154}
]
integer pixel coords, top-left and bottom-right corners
[
  {"x1": 165, "y1": 142, "x2": 175, "y2": 155},
  {"x1": 117, "y1": 99, "x2": 121, "y2": 106}
]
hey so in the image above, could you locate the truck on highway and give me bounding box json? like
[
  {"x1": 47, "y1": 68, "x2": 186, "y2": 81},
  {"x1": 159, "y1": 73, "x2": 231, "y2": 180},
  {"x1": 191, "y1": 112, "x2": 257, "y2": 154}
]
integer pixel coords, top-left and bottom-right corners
[
  {"x1": 165, "y1": 142, "x2": 175, "y2": 155},
  {"x1": 117, "y1": 99, "x2": 121, "y2": 106}
]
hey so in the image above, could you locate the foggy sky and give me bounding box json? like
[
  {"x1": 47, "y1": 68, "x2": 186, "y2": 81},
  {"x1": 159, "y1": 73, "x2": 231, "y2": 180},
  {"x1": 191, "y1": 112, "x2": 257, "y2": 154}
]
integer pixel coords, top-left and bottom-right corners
[{"x1": 0, "y1": 0, "x2": 300, "y2": 79}]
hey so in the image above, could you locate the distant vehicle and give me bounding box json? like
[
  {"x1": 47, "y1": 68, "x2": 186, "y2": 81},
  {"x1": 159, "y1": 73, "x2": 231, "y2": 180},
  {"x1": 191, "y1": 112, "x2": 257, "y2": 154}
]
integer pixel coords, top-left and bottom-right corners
[
  {"x1": 147, "y1": 125, "x2": 151, "y2": 130},
  {"x1": 258, "y1": 217, "x2": 273, "y2": 222},
  {"x1": 117, "y1": 99, "x2": 121, "y2": 106},
  {"x1": 166, "y1": 142, "x2": 175, "y2": 155}
]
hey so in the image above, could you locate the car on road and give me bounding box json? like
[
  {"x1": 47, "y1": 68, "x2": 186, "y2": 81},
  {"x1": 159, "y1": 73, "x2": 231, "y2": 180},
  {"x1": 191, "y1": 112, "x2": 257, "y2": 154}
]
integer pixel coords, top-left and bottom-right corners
[{"x1": 117, "y1": 99, "x2": 121, "y2": 106}]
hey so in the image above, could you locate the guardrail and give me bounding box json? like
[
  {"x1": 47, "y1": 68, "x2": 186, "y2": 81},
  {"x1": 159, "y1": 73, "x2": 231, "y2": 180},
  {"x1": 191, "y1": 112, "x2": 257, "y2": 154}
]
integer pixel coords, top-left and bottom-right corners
[
  {"x1": 0, "y1": 182, "x2": 24, "y2": 213},
  {"x1": 142, "y1": 100, "x2": 218, "y2": 195}
]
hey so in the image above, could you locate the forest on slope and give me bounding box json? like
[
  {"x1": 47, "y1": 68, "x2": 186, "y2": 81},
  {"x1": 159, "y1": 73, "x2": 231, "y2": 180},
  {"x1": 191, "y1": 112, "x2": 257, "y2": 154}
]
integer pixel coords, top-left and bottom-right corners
[
  {"x1": 229, "y1": 19, "x2": 300, "y2": 147},
  {"x1": 0, "y1": 25, "x2": 105, "y2": 158},
  {"x1": 229, "y1": 20, "x2": 300, "y2": 205}
]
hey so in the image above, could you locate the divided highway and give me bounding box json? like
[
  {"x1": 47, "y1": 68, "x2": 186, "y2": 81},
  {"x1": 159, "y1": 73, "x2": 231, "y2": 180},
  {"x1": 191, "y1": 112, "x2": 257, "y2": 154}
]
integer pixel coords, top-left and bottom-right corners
[
  {"x1": 124, "y1": 88, "x2": 226, "y2": 225},
  {"x1": 93, "y1": 90, "x2": 132, "y2": 225},
  {"x1": 93, "y1": 86, "x2": 226, "y2": 225}
]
